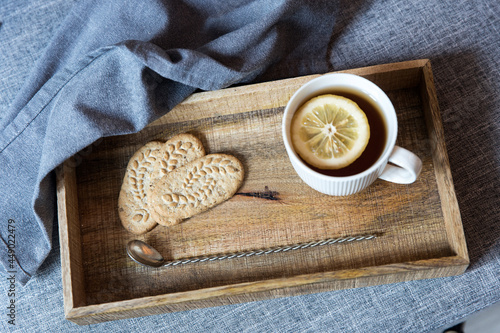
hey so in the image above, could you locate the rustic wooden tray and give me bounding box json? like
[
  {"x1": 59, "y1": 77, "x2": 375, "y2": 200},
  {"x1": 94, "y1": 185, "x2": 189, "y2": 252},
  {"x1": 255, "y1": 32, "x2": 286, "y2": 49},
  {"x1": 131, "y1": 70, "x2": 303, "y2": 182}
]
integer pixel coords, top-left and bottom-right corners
[{"x1": 56, "y1": 59, "x2": 468, "y2": 325}]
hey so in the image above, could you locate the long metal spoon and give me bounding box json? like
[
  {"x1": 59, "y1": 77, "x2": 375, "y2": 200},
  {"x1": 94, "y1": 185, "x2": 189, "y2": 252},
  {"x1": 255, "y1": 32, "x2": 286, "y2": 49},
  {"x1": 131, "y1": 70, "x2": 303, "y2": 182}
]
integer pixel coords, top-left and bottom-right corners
[{"x1": 127, "y1": 234, "x2": 376, "y2": 268}]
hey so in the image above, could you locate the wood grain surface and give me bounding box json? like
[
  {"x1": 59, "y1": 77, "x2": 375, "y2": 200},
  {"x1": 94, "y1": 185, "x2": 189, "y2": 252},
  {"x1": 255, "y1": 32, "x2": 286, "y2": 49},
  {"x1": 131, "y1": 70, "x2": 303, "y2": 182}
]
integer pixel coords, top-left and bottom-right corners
[{"x1": 57, "y1": 59, "x2": 469, "y2": 324}]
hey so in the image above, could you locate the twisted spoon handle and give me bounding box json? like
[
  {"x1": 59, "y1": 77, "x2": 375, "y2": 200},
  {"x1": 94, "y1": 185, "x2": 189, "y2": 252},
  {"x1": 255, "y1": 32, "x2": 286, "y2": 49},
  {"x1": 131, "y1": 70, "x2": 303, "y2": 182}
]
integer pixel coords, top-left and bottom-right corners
[{"x1": 162, "y1": 234, "x2": 376, "y2": 267}]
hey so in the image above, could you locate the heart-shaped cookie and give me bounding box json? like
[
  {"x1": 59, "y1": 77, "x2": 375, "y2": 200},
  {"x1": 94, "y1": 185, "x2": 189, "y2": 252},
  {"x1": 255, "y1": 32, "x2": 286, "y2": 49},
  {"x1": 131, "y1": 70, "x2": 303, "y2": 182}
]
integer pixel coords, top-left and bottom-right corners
[
  {"x1": 150, "y1": 154, "x2": 244, "y2": 226},
  {"x1": 118, "y1": 134, "x2": 205, "y2": 234}
]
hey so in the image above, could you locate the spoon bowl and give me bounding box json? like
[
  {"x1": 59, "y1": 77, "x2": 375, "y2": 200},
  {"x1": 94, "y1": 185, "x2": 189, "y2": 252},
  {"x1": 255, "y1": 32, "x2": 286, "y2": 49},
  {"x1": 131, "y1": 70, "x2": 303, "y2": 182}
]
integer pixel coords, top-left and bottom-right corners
[{"x1": 127, "y1": 240, "x2": 165, "y2": 267}]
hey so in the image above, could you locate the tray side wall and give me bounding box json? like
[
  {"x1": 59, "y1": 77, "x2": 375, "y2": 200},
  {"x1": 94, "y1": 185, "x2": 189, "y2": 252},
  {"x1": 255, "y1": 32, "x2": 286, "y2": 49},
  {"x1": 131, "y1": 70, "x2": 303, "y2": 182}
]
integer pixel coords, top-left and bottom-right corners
[
  {"x1": 150, "y1": 59, "x2": 431, "y2": 127},
  {"x1": 66, "y1": 256, "x2": 468, "y2": 325},
  {"x1": 420, "y1": 61, "x2": 469, "y2": 265},
  {"x1": 56, "y1": 164, "x2": 86, "y2": 315}
]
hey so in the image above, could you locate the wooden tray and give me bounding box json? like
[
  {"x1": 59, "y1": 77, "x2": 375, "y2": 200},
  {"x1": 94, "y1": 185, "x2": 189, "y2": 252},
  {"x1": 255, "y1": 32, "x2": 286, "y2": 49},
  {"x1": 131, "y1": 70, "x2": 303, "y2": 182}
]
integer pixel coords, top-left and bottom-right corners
[{"x1": 56, "y1": 59, "x2": 469, "y2": 325}]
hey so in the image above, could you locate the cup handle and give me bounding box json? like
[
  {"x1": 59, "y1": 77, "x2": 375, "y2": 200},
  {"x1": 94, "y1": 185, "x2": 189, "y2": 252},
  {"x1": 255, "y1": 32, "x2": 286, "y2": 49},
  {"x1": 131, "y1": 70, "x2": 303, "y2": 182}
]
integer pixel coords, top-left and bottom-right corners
[{"x1": 379, "y1": 146, "x2": 422, "y2": 184}]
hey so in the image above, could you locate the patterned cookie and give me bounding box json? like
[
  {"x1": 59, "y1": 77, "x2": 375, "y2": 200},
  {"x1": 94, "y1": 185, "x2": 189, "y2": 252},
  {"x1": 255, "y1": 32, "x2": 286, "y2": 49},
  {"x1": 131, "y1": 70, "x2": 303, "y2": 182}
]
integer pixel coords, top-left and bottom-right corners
[
  {"x1": 118, "y1": 134, "x2": 205, "y2": 234},
  {"x1": 150, "y1": 154, "x2": 244, "y2": 226},
  {"x1": 146, "y1": 134, "x2": 206, "y2": 223}
]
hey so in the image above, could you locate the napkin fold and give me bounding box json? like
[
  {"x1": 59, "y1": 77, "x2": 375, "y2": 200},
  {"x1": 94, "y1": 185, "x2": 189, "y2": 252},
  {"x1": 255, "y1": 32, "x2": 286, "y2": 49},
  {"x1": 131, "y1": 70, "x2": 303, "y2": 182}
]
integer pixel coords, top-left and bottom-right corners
[{"x1": 0, "y1": 0, "x2": 334, "y2": 284}]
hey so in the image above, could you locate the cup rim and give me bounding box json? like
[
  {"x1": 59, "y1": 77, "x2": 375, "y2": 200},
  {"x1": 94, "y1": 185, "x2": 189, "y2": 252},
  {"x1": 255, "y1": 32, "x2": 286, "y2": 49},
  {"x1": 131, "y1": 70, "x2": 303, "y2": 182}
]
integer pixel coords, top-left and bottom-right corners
[{"x1": 282, "y1": 73, "x2": 398, "y2": 181}]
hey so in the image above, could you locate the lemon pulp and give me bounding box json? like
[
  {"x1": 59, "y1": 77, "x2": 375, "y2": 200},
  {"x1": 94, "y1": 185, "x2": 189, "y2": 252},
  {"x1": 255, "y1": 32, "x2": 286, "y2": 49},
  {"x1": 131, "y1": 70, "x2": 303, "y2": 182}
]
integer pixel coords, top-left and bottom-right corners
[{"x1": 291, "y1": 94, "x2": 370, "y2": 170}]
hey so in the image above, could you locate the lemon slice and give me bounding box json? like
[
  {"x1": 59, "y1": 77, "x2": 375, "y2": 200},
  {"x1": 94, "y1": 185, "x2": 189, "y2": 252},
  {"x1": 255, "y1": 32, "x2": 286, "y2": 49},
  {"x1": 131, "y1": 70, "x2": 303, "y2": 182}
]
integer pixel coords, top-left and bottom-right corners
[{"x1": 291, "y1": 94, "x2": 370, "y2": 170}]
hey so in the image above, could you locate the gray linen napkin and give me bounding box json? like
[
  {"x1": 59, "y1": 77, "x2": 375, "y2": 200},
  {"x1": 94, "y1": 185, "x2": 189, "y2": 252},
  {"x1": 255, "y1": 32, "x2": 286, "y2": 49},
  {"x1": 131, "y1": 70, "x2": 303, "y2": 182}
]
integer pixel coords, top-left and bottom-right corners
[{"x1": 0, "y1": 0, "x2": 334, "y2": 285}]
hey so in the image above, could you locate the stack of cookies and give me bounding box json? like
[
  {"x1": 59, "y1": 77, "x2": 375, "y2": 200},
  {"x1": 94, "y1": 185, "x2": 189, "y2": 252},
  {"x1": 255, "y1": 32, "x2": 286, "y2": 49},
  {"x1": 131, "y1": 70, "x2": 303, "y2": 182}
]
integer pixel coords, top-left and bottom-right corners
[{"x1": 118, "y1": 133, "x2": 244, "y2": 235}]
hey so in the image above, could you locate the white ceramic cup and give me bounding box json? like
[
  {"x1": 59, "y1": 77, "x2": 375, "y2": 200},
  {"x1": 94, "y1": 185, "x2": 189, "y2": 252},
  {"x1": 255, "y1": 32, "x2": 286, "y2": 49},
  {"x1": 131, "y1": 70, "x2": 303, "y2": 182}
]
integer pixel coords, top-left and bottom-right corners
[{"x1": 282, "y1": 73, "x2": 423, "y2": 196}]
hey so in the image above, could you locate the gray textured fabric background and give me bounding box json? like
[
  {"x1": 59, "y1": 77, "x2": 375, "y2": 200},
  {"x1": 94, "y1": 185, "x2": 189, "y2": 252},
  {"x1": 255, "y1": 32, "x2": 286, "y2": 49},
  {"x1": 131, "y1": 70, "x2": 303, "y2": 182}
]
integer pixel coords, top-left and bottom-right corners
[{"x1": 1, "y1": 0, "x2": 499, "y2": 332}]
